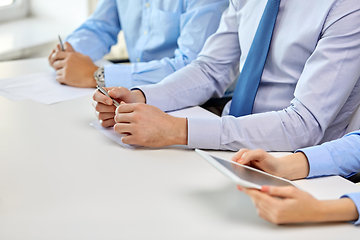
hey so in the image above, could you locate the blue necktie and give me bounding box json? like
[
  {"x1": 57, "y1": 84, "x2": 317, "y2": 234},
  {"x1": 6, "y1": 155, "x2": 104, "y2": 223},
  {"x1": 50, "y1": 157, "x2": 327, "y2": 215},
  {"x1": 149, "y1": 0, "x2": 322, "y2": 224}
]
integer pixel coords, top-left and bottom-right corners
[{"x1": 229, "y1": 0, "x2": 280, "y2": 117}]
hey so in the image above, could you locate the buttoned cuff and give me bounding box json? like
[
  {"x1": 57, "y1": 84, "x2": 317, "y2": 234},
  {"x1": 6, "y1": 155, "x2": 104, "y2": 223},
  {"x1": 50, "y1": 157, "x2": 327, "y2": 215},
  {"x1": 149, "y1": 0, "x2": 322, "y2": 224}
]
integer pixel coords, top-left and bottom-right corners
[
  {"x1": 104, "y1": 64, "x2": 132, "y2": 88},
  {"x1": 296, "y1": 145, "x2": 336, "y2": 178},
  {"x1": 187, "y1": 118, "x2": 221, "y2": 149},
  {"x1": 340, "y1": 192, "x2": 360, "y2": 225}
]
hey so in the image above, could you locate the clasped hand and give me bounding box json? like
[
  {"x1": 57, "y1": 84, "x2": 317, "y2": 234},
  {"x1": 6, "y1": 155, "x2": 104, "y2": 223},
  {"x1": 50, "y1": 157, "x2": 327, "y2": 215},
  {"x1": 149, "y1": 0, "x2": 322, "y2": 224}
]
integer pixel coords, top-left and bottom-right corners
[{"x1": 92, "y1": 87, "x2": 188, "y2": 147}]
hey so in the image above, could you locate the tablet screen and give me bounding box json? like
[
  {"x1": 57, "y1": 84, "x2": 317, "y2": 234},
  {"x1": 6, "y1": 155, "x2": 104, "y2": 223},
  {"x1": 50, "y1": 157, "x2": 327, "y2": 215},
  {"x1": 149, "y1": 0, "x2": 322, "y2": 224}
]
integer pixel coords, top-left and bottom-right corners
[{"x1": 211, "y1": 155, "x2": 294, "y2": 187}]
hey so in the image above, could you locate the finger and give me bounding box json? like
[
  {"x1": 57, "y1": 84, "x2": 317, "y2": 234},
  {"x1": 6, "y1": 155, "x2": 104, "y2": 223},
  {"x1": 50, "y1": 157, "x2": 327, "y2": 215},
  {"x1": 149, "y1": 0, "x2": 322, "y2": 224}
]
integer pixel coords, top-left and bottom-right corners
[
  {"x1": 266, "y1": 186, "x2": 300, "y2": 199},
  {"x1": 55, "y1": 70, "x2": 65, "y2": 84},
  {"x1": 238, "y1": 149, "x2": 269, "y2": 165},
  {"x1": 99, "y1": 118, "x2": 116, "y2": 128},
  {"x1": 53, "y1": 59, "x2": 66, "y2": 70},
  {"x1": 48, "y1": 49, "x2": 56, "y2": 65},
  {"x1": 64, "y1": 42, "x2": 75, "y2": 52},
  {"x1": 114, "y1": 123, "x2": 133, "y2": 135},
  {"x1": 115, "y1": 103, "x2": 137, "y2": 114},
  {"x1": 93, "y1": 101, "x2": 117, "y2": 113},
  {"x1": 108, "y1": 87, "x2": 130, "y2": 100},
  {"x1": 98, "y1": 112, "x2": 116, "y2": 121},
  {"x1": 114, "y1": 112, "x2": 133, "y2": 123},
  {"x1": 231, "y1": 148, "x2": 250, "y2": 163},
  {"x1": 93, "y1": 88, "x2": 114, "y2": 105},
  {"x1": 121, "y1": 134, "x2": 140, "y2": 145},
  {"x1": 51, "y1": 51, "x2": 68, "y2": 63}
]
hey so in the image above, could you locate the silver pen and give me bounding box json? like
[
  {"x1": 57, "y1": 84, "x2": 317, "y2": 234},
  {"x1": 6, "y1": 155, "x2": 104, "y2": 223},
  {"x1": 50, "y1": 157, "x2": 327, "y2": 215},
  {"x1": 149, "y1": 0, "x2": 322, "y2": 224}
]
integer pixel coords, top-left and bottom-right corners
[
  {"x1": 58, "y1": 35, "x2": 65, "y2": 51},
  {"x1": 96, "y1": 85, "x2": 120, "y2": 107}
]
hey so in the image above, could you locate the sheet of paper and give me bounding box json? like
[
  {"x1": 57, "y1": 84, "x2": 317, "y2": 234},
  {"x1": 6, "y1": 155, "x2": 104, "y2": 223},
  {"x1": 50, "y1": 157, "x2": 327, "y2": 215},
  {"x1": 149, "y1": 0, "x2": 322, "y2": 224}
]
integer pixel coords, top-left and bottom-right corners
[
  {"x1": 0, "y1": 59, "x2": 113, "y2": 104},
  {"x1": 91, "y1": 106, "x2": 220, "y2": 149},
  {"x1": 0, "y1": 72, "x2": 95, "y2": 104},
  {"x1": 90, "y1": 121, "x2": 137, "y2": 149}
]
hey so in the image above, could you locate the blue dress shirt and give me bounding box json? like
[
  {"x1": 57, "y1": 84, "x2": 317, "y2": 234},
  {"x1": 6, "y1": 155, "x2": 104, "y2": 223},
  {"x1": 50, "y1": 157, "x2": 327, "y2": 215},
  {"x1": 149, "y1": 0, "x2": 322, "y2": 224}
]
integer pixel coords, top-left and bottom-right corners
[
  {"x1": 297, "y1": 131, "x2": 360, "y2": 225},
  {"x1": 138, "y1": 0, "x2": 360, "y2": 151},
  {"x1": 65, "y1": 0, "x2": 229, "y2": 89}
]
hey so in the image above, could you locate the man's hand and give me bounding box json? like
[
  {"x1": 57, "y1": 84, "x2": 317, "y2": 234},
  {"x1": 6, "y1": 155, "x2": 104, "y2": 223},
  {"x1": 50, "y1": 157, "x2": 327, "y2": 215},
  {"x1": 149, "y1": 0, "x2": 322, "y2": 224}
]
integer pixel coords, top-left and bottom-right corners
[
  {"x1": 114, "y1": 103, "x2": 188, "y2": 147},
  {"x1": 48, "y1": 42, "x2": 98, "y2": 88},
  {"x1": 93, "y1": 87, "x2": 146, "y2": 128}
]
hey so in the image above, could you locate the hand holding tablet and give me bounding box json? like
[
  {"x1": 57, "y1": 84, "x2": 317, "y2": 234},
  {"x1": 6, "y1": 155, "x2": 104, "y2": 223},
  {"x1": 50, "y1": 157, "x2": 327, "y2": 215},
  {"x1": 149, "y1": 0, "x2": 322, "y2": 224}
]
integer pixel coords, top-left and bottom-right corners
[{"x1": 195, "y1": 149, "x2": 296, "y2": 189}]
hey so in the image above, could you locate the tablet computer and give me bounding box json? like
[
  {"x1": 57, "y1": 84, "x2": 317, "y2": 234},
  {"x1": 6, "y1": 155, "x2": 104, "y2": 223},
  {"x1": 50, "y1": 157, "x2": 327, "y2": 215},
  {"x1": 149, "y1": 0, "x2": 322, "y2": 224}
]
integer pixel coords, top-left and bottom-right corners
[{"x1": 195, "y1": 149, "x2": 296, "y2": 189}]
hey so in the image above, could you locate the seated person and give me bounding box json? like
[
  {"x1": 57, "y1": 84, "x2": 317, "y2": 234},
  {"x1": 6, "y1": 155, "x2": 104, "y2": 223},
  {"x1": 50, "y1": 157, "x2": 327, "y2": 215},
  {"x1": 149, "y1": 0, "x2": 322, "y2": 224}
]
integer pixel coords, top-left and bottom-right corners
[
  {"x1": 232, "y1": 130, "x2": 360, "y2": 225},
  {"x1": 92, "y1": 0, "x2": 360, "y2": 151},
  {"x1": 48, "y1": 0, "x2": 229, "y2": 88}
]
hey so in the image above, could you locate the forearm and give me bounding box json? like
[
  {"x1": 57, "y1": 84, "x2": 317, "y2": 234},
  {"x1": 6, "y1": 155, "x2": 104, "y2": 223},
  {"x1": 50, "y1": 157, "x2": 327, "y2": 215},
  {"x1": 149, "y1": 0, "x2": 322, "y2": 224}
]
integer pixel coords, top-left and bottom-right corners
[{"x1": 316, "y1": 198, "x2": 359, "y2": 223}]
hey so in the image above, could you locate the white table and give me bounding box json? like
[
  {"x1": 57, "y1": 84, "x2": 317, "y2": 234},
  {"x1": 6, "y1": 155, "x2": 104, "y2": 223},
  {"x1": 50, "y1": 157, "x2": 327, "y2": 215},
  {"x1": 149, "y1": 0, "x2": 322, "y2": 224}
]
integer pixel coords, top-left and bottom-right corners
[{"x1": 0, "y1": 58, "x2": 358, "y2": 240}]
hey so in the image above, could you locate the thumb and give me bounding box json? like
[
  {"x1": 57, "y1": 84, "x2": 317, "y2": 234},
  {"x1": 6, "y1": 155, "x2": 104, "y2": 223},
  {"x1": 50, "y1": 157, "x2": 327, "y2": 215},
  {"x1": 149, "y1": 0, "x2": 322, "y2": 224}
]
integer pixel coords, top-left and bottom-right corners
[
  {"x1": 263, "y1": 186, "x2": 299, "y2": 199},
  {"x1": 64, "y1": 42, "x2": 75, "y2": 52},
  {"x1": 108, "y1": 87, "x2": 131, "y2": 102}
]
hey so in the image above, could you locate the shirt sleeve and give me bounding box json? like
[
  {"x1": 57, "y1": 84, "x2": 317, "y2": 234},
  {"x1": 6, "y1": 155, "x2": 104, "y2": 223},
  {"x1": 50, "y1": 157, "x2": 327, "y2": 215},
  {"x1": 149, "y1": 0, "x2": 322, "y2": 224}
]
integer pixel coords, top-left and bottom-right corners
[
  {"x1": 296, "y1": 131, "x2": 360, "y2": 178},
  {"x1": 104, "y1": 0, "x2": 229, "y2": 88},
  {"x1": 65, "y1": 0, "x2": 121, "y2": 61},
  {"x1": 139, "y1": 1, "x2": 360, "y2": 151},
  {"x1": 341, "y1": 192, "x2": 360, "y2": 225}
]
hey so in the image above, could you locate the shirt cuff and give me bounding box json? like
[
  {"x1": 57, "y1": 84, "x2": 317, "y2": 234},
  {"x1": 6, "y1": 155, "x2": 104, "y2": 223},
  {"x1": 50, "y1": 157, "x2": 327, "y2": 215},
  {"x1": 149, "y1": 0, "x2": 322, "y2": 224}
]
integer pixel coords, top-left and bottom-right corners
[
  {"x1": 104, "y1": 64, "x2": 132, "y2": 88},
  {"x1": 340, "y1": 192, "x2": 360, "y2": 225},
  {"x1": 136, "y1": 84, "x2": 170, "y2": 111},
  {"x1": 296, "y1": 145, "x2": 337, "y2": 178},
  {"x1": 187, "y1": 118, "x2": 221, "y2": 149}
]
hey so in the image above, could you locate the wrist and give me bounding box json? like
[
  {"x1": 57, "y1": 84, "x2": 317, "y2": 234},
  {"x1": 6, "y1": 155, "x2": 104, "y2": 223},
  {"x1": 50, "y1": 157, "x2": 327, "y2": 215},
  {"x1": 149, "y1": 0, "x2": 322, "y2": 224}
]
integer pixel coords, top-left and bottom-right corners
[
  {"x1": 317, "y1": 198, "x2": 358, "y2": 223},
  {"x1": 132, "y1": 89, "x2": 146, "y2": 103},
  {"x1": 167, "y1": 117, "x2": 188, "y2": 146},
  {"x1": 278, "y1": 152, "x2": 309, "y2": 180}
]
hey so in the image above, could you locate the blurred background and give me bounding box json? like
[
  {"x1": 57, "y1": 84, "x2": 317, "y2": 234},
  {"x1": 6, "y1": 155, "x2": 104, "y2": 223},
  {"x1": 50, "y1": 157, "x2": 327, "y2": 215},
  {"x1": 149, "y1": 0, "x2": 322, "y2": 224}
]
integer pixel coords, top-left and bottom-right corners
[{"x1": 0, "y1": 0, "x2": 128, "y2": 62}]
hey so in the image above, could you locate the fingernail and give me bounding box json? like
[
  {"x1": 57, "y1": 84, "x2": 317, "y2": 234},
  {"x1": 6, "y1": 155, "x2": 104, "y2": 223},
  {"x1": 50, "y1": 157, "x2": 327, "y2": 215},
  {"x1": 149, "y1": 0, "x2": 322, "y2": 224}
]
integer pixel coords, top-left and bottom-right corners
[
  {"x1": 237, "y1": 185, "x2": 243, "y2": 192},
  {"x1": 106, "y1": 99, "x2": 112, "y2": 105},
  {"x1": 238, "y1": 158, "x2": 244, "y2": 163},
  {"x1": 261, "y1": 186, "x2": 270, "y2": 193},
  {"x1": 99, "y1": 119, "x2": 103, "y2": 125},
  {"x1": 120, "y1": 101, "x2": 125, "y2": 104}
]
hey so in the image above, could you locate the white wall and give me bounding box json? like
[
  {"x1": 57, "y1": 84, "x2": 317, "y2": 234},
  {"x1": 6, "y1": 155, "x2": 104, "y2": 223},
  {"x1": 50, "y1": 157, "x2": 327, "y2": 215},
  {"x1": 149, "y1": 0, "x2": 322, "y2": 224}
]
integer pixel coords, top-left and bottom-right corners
[{"x1": 30, "y1": 0, "x2": 90, "y2": 27}]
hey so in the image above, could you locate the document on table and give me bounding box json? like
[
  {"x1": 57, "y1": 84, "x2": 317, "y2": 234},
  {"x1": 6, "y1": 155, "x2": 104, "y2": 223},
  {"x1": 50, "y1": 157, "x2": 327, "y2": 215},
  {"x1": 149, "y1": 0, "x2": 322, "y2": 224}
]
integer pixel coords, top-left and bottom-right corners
[
  {"x1": 0, "y1": 72, "x2": 95, "y2": 104},
  {"x1": 0, "y1": 59, "x2": 113, "y2": 104},
  {"x1": 91, "y1": 106, "x2": 220, "y2": 149}
]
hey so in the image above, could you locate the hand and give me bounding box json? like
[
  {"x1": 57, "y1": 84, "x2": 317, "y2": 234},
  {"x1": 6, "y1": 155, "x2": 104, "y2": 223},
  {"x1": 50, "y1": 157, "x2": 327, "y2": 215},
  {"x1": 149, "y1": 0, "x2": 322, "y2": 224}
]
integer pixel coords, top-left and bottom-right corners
[
  {"x1": 232, "y1": 149, "x2": 282, "y2": 176},
  {"x1": 241, "y1": 185, "x2": 359, "y2": 225},
  {"x1": 243, "y1": 186, "x2": 322, "y2": 224},
  {"x1": 48, "y1": 42, "x2": 98, "y2": 88},
  {"x1": 231, "y1": 149, "x2": 309, "y2": 180},
  {"x1": 93, "y1": 87, "x2": 146, "y2": 128},
  {"x1": 113, "y1": 102, "x2": 187, "y2": 147}
]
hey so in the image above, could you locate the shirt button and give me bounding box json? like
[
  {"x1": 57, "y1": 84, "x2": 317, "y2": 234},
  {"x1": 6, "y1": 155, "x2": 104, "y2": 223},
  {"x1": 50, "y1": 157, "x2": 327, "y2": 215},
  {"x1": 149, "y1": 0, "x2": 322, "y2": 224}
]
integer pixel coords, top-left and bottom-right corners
[
  {"x1": 144, "y1": 30, "x2": 148, "y2": 35},
  {"x1": 145, "y1": 3, "x2": 150, "y2": 8}
]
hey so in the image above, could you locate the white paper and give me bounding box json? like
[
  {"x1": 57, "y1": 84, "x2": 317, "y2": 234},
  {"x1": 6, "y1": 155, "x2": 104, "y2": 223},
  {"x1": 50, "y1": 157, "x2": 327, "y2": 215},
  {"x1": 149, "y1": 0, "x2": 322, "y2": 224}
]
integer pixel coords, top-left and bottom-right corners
[
  {"x1": 91, "y1": 106, "x2": 220, "y2": 149},
  {"x1": 0, "y1": 72, "x2": 95, "y2": 104},
  {"x1": 90, "y1": 120, "x2": 137, "y2": 149}
]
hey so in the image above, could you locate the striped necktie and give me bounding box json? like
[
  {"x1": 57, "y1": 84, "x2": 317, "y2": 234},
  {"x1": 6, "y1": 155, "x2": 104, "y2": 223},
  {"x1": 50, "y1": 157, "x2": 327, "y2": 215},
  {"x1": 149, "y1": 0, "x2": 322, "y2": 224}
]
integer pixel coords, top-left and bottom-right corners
[{"x1": 229, "y1": 0, "x2": 281, "y2": 117}]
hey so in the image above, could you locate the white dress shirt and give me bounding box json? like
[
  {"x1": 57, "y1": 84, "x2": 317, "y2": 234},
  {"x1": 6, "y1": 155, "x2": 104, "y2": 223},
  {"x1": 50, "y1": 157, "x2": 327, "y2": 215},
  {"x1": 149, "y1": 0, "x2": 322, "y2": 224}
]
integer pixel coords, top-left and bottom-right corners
[{"x1": 138, "y1": 0, "x2": 360, "y2": 151}]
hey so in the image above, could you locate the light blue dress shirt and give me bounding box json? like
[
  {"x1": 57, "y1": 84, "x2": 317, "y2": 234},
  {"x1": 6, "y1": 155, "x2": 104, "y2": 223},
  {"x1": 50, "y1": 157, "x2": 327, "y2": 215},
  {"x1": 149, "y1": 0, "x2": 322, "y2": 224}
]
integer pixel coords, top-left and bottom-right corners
[
  {"x1": 297, "y1": 131, "x2": 360, "y2": 225},
  {"x1": 65, "y1": 0, "x2": 228, "y2": 89},
  {"x1": 138, "y1": 0, "x2": 360, "y2": 151}
]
